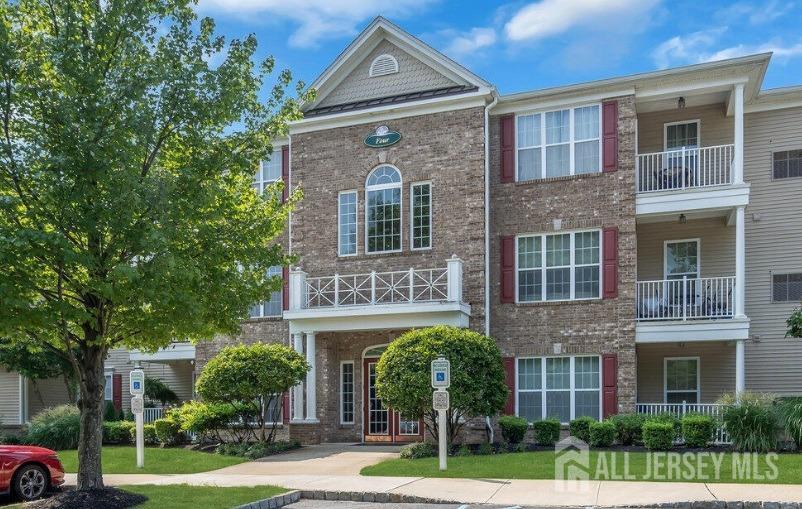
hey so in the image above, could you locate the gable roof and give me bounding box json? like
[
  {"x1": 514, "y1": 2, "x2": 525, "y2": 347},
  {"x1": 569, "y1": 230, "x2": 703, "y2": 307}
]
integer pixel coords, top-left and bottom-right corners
[{"x1": 304, "y1": 16, "x2": 492, "y2": 112}]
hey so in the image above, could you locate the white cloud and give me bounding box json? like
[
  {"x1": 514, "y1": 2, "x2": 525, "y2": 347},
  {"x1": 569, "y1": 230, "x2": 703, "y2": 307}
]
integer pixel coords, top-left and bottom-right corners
[
  {"x1": 442, "y1": 27, "x2": 497, "y2": 58},
  {"x1": 704, "y1": 41, "x2": 802, "y2": 62},
  {"x1": 198, "y1": 0, "x2": 434, "y2": 47},
  {"x1": 504, "y1": 0, "x2": 660, "y2": 42},
  {"x1": 717, "y1": 0, "x2": 795, "y2": 26}
]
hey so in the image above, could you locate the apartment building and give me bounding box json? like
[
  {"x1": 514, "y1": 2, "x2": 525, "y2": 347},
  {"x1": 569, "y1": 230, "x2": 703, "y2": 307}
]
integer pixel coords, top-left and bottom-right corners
[{"x1": 3, "y1": 17, "x2": 801, "y2": 444}]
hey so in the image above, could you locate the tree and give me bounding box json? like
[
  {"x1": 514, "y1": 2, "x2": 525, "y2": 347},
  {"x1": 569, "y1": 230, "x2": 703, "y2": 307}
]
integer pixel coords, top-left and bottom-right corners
[
  {"x1": 375, "y1": 326, "x2": 508, "y2": 444},
  {"x1": 0, "y1": 337, "x2": 78, "y2": 403},
  {"x1": 195, "y1": 343, "x2": 309, "y2": 443},
  {"x1": 144, "y1": 377, "x2": 180, "y2": 407},
  {"x1": 787, "y1": 307, "x2": 802, "y2": 338},
  {"x1": 0, "y1": 0, "x2": 310, "y2": 489}
]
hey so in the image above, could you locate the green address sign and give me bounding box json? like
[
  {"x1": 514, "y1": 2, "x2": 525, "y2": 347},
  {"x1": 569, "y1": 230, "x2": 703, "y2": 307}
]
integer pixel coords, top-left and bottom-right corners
[{"x1": 364, "y1": 125, "x2": 401, "y2": 148}]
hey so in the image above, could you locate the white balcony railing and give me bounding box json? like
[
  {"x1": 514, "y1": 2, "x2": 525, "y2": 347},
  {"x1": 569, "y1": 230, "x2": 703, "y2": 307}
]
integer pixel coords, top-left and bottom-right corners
[
  {"x1": 637, "y1": 144, "x2": 734, "y2": 193},
  {"x1": 636, "y1": 402, "x2": 730, "y2": 444},
  {"x1": 636, "y1": 276, "x2": 735, "y2": 321},
  {"x1": 290, "y1": 256, "x2": 464, "y2": 310}
]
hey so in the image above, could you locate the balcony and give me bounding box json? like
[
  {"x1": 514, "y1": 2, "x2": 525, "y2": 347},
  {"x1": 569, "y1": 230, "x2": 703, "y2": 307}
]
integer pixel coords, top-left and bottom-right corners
[
  {"x1": 283, "y1": 256, "x2": 470, "y2": 333},
  {"x1": 637, "y1": 145, "x2": 734, "y2": 193}
]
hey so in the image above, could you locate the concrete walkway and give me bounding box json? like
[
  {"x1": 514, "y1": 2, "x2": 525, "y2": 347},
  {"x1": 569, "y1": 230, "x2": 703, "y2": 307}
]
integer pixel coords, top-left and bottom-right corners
[{"x1": 62, "y1": 444, "x2": 802, "y2": 506}]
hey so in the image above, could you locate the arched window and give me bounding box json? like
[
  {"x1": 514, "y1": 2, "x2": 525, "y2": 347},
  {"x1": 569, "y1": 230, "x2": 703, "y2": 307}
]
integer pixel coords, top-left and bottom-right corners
[{"x1": 365, "y1": 165, "x2": 402, "y2": 253}]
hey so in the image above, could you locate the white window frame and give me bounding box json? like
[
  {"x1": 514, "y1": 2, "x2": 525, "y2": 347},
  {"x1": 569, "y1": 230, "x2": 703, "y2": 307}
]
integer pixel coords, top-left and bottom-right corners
[
  {"x1": 663, "y1": 238, "x2": 701, "y2": 280},
  {"x1": 515, "y1": 103, "x2": 602, "y2": 181},
  {"x1": 515, "y1": 229, "x2": 603, "y2": 303},
  {"x1": 253, "y1": 152, "x2": 282, "y2": 194},
  {"x1": 365, "y1": 165, "x2": 403, "y2": 254},
  {"x1": 663, "y1": 119, "x2": 701, "y2": 151},
  {"x1": 338, "y1": 190, "x2": 358, "y2": 257},
  {"x1": 514, "y1": 355, "x2": 602, "y2": 424},
  {"x1": 410, "y1": 181, "x2": 432, "y2": 251},
  {"x1": 249, "y1": 265, "x2": 283, "y2": 318},
  {"x1": 340, "y1": 361, "x2": 355, "y2": 425},
  {"x1": 663, "y1": 356, "x2": 700, "y2": 404},
  {"x1": 104, "y1": 373, "x2": 113, "y2": 401}
]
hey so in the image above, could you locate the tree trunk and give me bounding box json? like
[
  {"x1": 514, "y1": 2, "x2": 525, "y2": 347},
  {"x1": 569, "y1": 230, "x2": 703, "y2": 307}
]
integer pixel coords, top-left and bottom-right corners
[{"x1": 76, "y1": 345, "x2": 106, "y2": 490}]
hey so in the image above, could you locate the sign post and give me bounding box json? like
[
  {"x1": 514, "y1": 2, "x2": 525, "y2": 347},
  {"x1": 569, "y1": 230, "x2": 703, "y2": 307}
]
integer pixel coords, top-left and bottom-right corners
[
  {"x1": 431, "y1": 357, "x2": 451, "y2": 471},
  {"x1": 129, "y1": 369, "x2": 145, "y2": 469}
]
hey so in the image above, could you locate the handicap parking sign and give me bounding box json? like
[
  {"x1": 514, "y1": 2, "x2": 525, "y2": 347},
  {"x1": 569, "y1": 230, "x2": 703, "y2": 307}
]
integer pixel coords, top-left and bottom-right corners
[{"x1": 431, "y1": 358, "x2": 450, "y2": 389}]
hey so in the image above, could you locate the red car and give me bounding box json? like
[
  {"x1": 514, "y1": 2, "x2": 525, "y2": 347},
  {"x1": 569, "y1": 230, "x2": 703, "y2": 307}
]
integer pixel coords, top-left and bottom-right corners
[{"x1": 0, "y1": 445, "x2": 65, "y2": 501}]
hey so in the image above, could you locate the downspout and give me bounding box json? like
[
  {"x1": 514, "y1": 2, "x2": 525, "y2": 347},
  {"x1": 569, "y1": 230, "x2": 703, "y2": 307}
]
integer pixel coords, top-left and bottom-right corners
[{"x1": 484, "y1": 92, "x2": 498, "y2": 338}]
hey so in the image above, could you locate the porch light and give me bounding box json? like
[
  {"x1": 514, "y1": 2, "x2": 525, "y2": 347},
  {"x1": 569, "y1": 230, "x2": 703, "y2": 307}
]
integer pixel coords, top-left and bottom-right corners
[
  {"x1": 679, "y1": 214, "x2": 687, "y2": 224},
  {"x1": 678, "y1": 96, "x2": 686, "y2": 109}
]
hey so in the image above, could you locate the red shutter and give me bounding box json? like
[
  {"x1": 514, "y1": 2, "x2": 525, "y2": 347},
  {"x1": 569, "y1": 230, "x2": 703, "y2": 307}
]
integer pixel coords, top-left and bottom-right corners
[
  {"x1": 500, "y1": 235, "x2": 515, "y2": 303},
  {"x1": 112, "y1": 374, "x2": 122, "y2": 412},
  {"x1": 502, "y1": 357, "x2": 516, "y2": 415},
  {"x1": 282, "y1": 266, "x2": 289, "y2": 311},
  {"x1": 282, "y1": 392, "x2": 290, "y2": 424},
  {"x1": 281, "y1": 145, "x2": 290, "y2": 203},
  {"x1": 602, "y1": 100, "x2": 618, "y2": 172},
  {"x1": 500, "y1": 114, "x2": 515, "y2": 183},
  {"x1": 602, "y1": 354, "x2": 618, "y2": 418},
  {"x1": 602, "y1": 227, "x2": 618, "y2": 299}
]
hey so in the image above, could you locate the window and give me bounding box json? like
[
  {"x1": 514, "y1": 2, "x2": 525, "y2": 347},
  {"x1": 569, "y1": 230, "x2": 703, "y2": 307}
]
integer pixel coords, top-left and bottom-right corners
[
  {"x1": 517, "y1": 230, "x2": 601, "y2": 302},
  {"x1": 517, "y1": 356, "x2": 600, "y2": 423},
  {"x1": 104, "y1": 374, "x2": 113, "y2": 401},
  {"x1": 365, "y1": 165, "x2": 402, "y2": 253},
  {"x1": 665, "y1": 357, "x2": 699, "y2": 404},
  {"x1": 773, "y1": 150, "x2": 802, "y2": 179},
  {"x1": 665, "y1": 240, "x2": 699, "y2": 280},
  {"x1": 340, "y1": 361, "x2": 354, "y2": 424},
  {"x1": 665, "y1": 120, "x2": 699, "y2": 150},
  {"x1": 338, "y1": 191, "x2": 358, "y2": 256},
  {"x1": 411, "y1": 182, "x2": 431, "y2": 250},
  {"x1": 517, "y1": 104, "x2": 600, "y2": 181},
  {"x1": 253, "y1": 151, "x2": 282, "y2": 194},
  {"x1": 249, "y1": 265, "x2": 283, "y2": 318},
  {"x1": 773, "y1": 272, "x2": 802, "y2": 302}
]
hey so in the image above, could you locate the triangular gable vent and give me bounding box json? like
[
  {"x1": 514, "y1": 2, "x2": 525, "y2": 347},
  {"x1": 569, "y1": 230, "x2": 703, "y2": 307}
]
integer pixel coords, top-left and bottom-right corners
[{"x1": 369, "y1": 54, "x2": 399, "y2": 77}]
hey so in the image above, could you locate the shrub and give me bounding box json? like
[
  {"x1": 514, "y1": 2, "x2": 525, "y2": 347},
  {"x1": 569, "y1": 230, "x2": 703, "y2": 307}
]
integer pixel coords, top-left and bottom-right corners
[
  {"x1": 642, "y1": 421, "x2": 675, "y2": 450},
  {"x1": 719, "y1": 392, "x2": 779, "y2": 452},
  {"x1": 153, "y1": 417, "x2": 183, "y2": 446},
  {"x1": 129, "y1": 423, "x2": 157, "y2": 445},
  {"x1": 171, "y1": 401, "x2": 238, "y2": 443},
  {"x1": 216, "y1": 440, "x2": 301, "y2": 460},
  {"x1": 145, "y1": 377, "x2": 180, "y2": 406},
  {"x1": 609, "y1": 413, "x2": 646, "y2": 445},
  {"x1": 1, "y1": 433, "x2": 22, "y2": 445},
  {"x1": 569, "y1": 416, "x2": 595, "y2": 443},
  {"x1": 531, "y1": 419, "x2": 561, "y2": 446},
  {"x1": 476, "y1": 442, "x2": 493, "y2": 455},
  {"x1": 498, "y1": 415, "x2": 528, "y2": 445},
  {"x1": 103, "y1": 421, "x2": 134, "y2": 445},
  {"x1": 645, "y1": 413, "x2": 681, "y2": 439},
  {"x1": 25, "y1": 405, "x2": 80, "y2": 450},
  {"x1": 399, "y1": 442, "x2": 437, "y2": 459},
  {"x1": 454, "y1": 444, "x2": 472, "y2": 457},
  {"x1": 682, "y1": 413, "x2": 714, "y2": 448},
  {"x1": 778, "y1": 397, "x2": 802, "y2": 450},
  {"x1": 589, "y1": 420, "x2": 616, "y2": 447},
  {"x1": 103, "y1": 401, "x2": 119, "y2": 422}
]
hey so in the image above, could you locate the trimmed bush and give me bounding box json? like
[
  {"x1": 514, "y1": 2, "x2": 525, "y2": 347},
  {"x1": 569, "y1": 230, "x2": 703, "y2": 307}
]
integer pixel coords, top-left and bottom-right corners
[
  {"x1": 609, "y1": 413, "x2": 646, "y2": 445},
  {"x1": 103, "y1": 421, "x2": 135, "y2": 445},
  {"x1": 128, "y1": 423, "x2": 157, "y2": 445},
  {"x1": 682, "y1": 413, "x2": 714, "y2": 448},
  {"x1": 216, "y1": 440, "x2": 301, "y2": 460},
  {"x1": 454, "y1": 445, "x2": 471, "y2": 457},
  {"x1": 399, "y1": 442, "x2": 437, "y2": 459},
  {"x1": 476, "y1": 442, "x2": 493, "y2": 455},
  {"x1": 103, "y1": 401, "x2": 119, "y2": 422},
  {"x1": 569, "y1": 416, "x2": 595, "y2": 443},
  {"x1": 25, "y1": 405, "x2": 80, "y2": 450},
  {"x1": 171, "y1": 400, "x2": 238, "y2": 443},
  {"x1": 589, "y1": 420, "x2": 616, "y2": 447},
  {"x1": 153, "y1": 417, "x2": 183, "y2": 446},
  {"x1": 642, "y1": 421, "x2": 674, "y2": 450},
  {"x1": 498, "y1": 415, "x2": 528, "y2": 445},
  {"x1": 720, "y1": 392, "x2": 779, "y2": 452},
  {"x1": 531, "y1": 419, "x2": 561, "y2": 446},
  {"x1": 645, "y1": 413, "x2": 681, "y2": 439}
]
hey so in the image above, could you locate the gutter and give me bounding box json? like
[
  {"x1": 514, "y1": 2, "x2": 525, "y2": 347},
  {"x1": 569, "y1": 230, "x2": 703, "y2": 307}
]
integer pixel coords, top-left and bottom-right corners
[{"x1": 484, "y1": 91, "x2": 498, "y2": 337}]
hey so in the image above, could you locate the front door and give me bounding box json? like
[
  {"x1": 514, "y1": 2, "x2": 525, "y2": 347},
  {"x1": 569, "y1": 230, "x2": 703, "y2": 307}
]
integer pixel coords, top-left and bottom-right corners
[{"x1": 363, "y1": 358, "x2": 423, "y2": 443}]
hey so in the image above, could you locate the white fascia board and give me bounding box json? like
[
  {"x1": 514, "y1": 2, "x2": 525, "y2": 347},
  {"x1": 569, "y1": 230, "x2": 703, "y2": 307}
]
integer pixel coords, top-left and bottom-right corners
[
  {"x1": 129, "y1": 342, "x2": 196, "y2": 362},
  {"x1": 636, "y1": 318, "x2": 750, "y2": 343},
  {"x1": 636, "y1": 184, "x2": 750, "y2": 217},
  {"x1": 492, "y1": 88, "x2": 634, "y2": 115},
  {"x1": 291, "y1": 90, "x2": 491, "y2": 134},
  {"x1": 635, "y1": 77, "x2": 748, "y2": 101}
]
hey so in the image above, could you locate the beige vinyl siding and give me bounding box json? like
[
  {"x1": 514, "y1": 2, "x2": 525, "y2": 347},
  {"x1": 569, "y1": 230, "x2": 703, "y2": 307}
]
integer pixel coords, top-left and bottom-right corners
[
  {"x1": 317, "y1": 39, "x2": 458, "y2": 108},
  {"x1": 743, "y1": 106, "x2": 802, "y2": 395},
  {"x1": 105, "y1": 348, "x2": 194, "y2": 411},
  {"x1": 637, "y1": 103, "x2": 733, "y2": 154},
  {"x1": 637, "y1": 218, "x2": 735, "y2": 280},
  {"x1": 26, "y1": 377, "x2": 72, "y2": 418},
  {"x1": 637, "y1": 342, "x2": 735, "y2": 403},
  {"x1": 0, "y1": 369, "x2": 21, "y2": 425}
]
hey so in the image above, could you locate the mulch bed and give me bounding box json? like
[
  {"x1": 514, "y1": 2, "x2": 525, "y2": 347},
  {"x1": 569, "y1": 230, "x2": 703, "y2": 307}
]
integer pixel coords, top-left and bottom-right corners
[{"x1": 24, "y1": 487, "x2": 146, "y2": 509}]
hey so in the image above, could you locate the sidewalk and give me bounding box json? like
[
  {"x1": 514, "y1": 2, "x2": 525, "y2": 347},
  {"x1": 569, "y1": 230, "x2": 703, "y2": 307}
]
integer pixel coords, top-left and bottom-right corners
[{"x1": 63, "y1": 472, "x2": 802, "y2": 506}]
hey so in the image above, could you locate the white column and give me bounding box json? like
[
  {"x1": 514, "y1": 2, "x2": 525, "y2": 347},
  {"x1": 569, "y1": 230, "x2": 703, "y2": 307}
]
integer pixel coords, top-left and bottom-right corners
[
  {"x1": 446, "y1": 255, "x2": 464, "y2": 302},
  {"x1": 292, "y1": 333, "x2": 304, "y2": 421},
  {"x1": 735, "y1": 339, "x2": 745, "y2": 393},
  {"x1": 305, "y1": 332, "x2": 317, "y2": 421},
  {"x1": 289, "y1": 267, "x2": 307, "y2": 311},
  {"x1": 735, "y1": 205, "x2": 746, "y2": 318},
  {"x1": 733, "y1": 83, "x2": 744, "y2": 184}
]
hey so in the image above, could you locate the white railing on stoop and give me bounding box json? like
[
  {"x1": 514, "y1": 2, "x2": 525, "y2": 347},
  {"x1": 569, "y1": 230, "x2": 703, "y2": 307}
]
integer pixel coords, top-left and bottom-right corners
[{"x1": 636, "y1": 402, "x2": 730, "y2": 444}]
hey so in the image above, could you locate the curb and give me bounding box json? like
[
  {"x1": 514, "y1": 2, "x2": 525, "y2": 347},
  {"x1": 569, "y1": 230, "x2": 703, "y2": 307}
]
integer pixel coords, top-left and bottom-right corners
[
  {"x1": 298, "y1": 490, "x2": 459, "y2": 504},
  {"x1": 636, "y1": 503, "x2": 800, "y2": 509},
  {"x1": 234, "y1": 490, "x2": 301, "y2": 509}
]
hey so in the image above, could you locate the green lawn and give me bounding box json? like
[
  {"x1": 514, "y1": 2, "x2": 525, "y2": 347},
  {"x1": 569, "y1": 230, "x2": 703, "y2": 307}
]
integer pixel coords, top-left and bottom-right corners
[
  {"x1": 361, "y1": 450, "x2": 802, "y2": 484},
  {"x1": 57, "y1": 447, "x2": 247, "y2": 475},
  {"x1": 124, "y1": 484, "x2": 287, "y2": 509}
]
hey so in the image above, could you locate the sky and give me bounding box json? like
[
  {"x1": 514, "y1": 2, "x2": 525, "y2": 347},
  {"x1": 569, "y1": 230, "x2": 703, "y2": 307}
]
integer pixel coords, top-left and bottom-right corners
[{"x1": 196, "y1": 0, "x2": 802, "y2": 96}]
